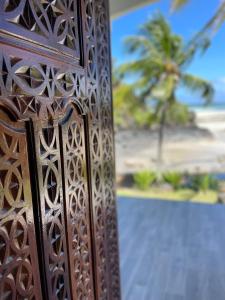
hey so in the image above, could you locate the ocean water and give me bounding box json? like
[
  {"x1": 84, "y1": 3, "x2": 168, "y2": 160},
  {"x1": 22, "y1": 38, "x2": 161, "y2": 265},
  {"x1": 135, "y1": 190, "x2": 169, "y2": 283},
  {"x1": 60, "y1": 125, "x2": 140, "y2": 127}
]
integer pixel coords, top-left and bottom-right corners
[{"x1": 190, "y1": 104, "x2": 225, "y2": 112}]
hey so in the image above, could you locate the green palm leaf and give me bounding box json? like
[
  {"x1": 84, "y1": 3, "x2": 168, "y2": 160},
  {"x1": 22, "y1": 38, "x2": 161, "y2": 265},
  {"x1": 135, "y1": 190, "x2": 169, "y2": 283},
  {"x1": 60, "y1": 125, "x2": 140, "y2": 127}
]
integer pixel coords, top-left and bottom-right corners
[
  {"x1": 182, "y1": 74, "x2": 214, "y2": 104},
  {"x1": 171, "y1": 0, "x2": 189, "y2": 11}
]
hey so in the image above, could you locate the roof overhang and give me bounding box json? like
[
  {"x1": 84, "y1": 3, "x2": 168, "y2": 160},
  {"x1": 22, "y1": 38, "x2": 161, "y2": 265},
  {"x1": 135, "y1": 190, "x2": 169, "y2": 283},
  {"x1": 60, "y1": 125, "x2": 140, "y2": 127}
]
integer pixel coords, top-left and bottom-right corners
[{"x1": 110, "y1": 0, "x2": 158, "y2": 19}]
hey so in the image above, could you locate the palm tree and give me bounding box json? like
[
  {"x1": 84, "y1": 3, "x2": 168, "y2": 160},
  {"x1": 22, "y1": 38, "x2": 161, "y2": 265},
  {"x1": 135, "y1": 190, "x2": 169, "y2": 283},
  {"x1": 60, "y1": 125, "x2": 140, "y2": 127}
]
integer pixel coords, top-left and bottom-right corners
[{"x1": 121, "y1": 14, "x2": 214, "y2": 170}]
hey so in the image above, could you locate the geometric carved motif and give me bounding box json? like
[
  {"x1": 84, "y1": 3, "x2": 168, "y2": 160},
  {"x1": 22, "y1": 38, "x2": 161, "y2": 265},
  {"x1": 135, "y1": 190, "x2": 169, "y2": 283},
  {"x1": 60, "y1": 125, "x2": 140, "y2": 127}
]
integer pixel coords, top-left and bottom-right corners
[
  {"x1": 0, "y1": 0, "x2": 80, "y2": 60},
  {"x1": 61, "y1": 108, "x2": 95, "y2": 299},
  {"x1": 95, "y1": 0, "x2": 121, "y2": 298},
  {"x1": 83, "y1": 0, "x2": 109, "y2": 298},
  {"x1": 0, "y1": 0, "x2": 121, "y2": 299},
  {"x1": 0, "y1": 117, "x2": 41, "y2": 299},
  {"x1": 34, "y1": 120, "x2": 71, "y2": 299},
  {"x1": 0, "y1": 52, "x2": 85, "y2": 120}
]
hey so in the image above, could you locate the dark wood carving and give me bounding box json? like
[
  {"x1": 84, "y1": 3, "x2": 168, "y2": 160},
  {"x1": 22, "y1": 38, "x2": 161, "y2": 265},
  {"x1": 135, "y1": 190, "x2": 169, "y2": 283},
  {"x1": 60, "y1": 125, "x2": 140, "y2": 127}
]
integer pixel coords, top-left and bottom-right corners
[
  {"x1": 60, "y1": 107, "x2": 95, "y2": 299},
  {"x1": 95, "y1": 1, "x2": 121, "y2": 298},
  {"x1": 33, "y1": 119, "x2": 71, "y2": 299},
  {"x1": 0, "y1": 112, "x2": 42, "y2": 299},
  {"x1": 0, "y1": 0, "x2": 121, "y2": 299},
  {"x1": 0, "y1": 0, "x2": 81, "y2": 63}
]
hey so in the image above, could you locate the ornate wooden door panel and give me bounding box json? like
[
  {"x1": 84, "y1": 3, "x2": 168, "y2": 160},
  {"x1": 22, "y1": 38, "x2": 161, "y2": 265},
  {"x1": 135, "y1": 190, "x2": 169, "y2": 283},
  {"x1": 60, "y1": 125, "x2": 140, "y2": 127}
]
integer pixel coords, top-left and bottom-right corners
[
  {"x1": 33, "y1": 119, "x2": 72, "y2": 299},
  {"x1": 60, "y1": 108, "x2": 95, "y2": 299},
  {"x1": 0, "y1": 113, "x2": 42, "y2": 299},
  {"x1": 0, "y1": 0, "x2": 121, "y2": 299}
]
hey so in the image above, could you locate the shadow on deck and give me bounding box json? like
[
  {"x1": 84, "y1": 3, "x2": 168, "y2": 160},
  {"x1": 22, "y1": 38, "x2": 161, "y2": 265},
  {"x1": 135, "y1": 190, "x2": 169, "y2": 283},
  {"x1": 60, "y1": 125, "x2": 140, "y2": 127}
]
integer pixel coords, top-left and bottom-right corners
[{"x1": 117, "y1": 197, "x2": 225, "y2": 300}]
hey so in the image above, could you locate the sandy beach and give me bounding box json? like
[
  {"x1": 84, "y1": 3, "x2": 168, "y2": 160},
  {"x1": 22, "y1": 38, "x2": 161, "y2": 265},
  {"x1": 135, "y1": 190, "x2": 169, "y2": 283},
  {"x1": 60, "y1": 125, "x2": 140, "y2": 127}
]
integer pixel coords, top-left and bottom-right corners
[{"x1": 115, "y1": 109, "x2": 225, "y2": 175}]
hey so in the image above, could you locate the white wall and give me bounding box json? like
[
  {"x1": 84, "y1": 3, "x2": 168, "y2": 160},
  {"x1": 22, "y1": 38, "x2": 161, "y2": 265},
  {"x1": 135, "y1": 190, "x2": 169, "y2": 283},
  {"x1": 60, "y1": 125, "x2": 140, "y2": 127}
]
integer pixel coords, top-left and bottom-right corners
[{"x1": 110, "y1": 0, "x2": 157, "y2": 19}]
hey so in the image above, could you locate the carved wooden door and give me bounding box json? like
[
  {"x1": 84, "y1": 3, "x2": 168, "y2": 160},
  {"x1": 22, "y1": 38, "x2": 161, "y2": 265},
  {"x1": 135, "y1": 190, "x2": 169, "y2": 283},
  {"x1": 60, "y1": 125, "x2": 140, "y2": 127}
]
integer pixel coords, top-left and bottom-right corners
[{"x1": 0, "y1": 1, "x2": 120, "y2": 299}]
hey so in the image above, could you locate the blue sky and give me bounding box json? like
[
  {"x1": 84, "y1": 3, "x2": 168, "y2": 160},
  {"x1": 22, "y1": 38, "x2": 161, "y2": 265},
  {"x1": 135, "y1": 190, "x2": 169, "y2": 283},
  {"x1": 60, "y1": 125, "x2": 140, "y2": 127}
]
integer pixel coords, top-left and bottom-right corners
[{"x1": 111, "y1": 0, "x2": 225, "y2": 106}]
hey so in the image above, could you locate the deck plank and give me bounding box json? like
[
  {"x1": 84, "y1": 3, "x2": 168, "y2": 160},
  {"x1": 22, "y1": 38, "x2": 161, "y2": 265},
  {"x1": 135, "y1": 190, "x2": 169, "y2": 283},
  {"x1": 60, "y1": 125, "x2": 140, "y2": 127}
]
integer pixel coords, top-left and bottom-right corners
[{"x1": 117, "y1": 197, "x2": 225, "y2": 300}]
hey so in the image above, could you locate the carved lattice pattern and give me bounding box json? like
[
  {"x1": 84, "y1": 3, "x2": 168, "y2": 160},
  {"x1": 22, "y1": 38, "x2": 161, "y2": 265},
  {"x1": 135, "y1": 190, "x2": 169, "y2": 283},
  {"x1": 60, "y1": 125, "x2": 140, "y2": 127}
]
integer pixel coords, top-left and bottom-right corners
[
  {"x1": 0, "y1": 0, "x2": 80, "y2": 59},
  {"x1": 95, "y1": 0, "x2": 121, "y2": 298},
  {"x1": 0, "y1": 117, "x2": 41, "y2": 299},
  {"x1": 34, "y1": 121, "x2": 71, "y2": 299},
  {"x1": 61, "y1": 108, "x2": 95, "y2": 299},
  {"x1": 83, "y1": 0, "x2": 109, "y2": 298},
  {"x1": 0, "y1": 51, "x2": 85, "y2": 120},
  {"x1": 0, "y1": 0, "x2": 121, "y2": 299}
]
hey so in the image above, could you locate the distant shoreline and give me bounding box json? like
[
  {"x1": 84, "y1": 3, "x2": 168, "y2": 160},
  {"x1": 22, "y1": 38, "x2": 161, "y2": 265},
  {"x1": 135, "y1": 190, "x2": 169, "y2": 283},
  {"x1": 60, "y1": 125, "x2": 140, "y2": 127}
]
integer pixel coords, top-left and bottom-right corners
[
  {"x1": 190, "y1": 104, "x2": 225, "y2": 112},
  {"x1": 193, "y1": 107, "x2": 225, "y2": 134},
  {"x1": 115, "y1": 106, "x2": 225, "y2": 175}
]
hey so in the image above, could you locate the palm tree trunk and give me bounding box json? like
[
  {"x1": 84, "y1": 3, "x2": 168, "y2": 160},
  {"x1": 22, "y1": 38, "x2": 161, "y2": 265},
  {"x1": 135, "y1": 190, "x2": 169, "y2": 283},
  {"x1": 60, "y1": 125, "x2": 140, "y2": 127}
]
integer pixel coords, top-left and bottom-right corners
[{"x1": 157, "y1": 103, "x2": 167, "y2": 170}]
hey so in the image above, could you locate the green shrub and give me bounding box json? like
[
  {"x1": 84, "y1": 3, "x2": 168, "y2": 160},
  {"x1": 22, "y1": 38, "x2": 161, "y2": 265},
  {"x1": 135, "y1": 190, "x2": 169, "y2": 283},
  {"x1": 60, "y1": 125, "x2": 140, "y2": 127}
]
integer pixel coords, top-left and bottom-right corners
[
  {"x1": 163, "y1": 172, "x2": 183, "y2": 190},
  {"x1": 133, "y1": 171, "x2": 156, "y2": 190},
  {"x1": 209, "y1": 175, "x2": 219, "y2": 191},
  {"x1": 191, "y1": 174, "x2": 218, "y2": 192},
  {"x1": 165, "y1": 102, "x2": 192, "y2": 126}
]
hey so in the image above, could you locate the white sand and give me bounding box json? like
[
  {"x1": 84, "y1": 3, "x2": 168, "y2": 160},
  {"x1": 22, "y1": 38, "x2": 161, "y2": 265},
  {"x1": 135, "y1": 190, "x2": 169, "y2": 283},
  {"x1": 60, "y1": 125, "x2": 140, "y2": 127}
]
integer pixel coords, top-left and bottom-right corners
[{"x1": 115, "y1": 109, "x2": 225, "y2": 175}]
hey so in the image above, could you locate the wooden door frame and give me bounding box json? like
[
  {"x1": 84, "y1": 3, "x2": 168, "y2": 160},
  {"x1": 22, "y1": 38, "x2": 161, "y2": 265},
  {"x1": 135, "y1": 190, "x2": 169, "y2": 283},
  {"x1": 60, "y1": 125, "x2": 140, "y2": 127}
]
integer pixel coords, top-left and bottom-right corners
[{"x1": 0, "y1": 0, "x2": 121, "y2": 299}]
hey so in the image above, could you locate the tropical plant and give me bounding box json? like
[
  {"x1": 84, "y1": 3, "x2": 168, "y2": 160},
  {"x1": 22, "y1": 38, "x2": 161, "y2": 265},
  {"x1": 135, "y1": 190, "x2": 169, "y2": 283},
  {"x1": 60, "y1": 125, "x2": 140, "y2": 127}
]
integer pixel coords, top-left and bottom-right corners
[
  {"x1": 209, "y1": 176, "x2": 219, "y2": 191},
  {"x1": 121, "y1": 14, "x2": 214, "y2": 168},
  {"x1": 165, "y1": 102, "x2": 193, "y2": 125},
  {"x1": 113, "y1": 65, "x2": 135, "y2": 127},
  {"x1": 133, "y1": 171, "x2": 156, "y2": 190},
  {"x1": 113, "y1": 65, "x2": 154, "y2": 128},
  {"x1": 113, "y1": 82, "x2": 153, "y2": 128},
  {"x1": 163, "y1": 172, "x2": 183, "y2": 190},
  {"x1": 190, "y1": 174, "x2": 219, "y2": 192}
]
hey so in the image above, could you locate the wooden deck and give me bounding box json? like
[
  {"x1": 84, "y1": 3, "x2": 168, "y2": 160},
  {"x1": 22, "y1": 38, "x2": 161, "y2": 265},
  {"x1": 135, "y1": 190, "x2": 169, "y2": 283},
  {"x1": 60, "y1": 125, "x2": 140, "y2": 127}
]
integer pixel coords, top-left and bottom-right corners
[{"x1": 117, "y1": 197, "x2": 225, "y2": 300}]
